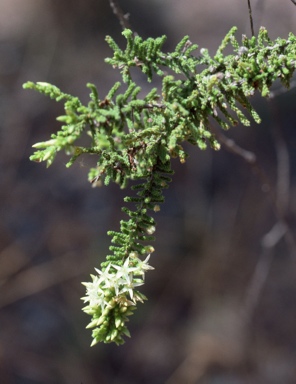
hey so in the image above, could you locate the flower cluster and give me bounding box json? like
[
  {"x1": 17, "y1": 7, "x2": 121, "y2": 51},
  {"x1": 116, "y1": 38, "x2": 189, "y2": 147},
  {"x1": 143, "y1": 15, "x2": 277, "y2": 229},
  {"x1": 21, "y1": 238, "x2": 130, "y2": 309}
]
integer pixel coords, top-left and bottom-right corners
[{"x1": 81, "y1": 255, "x2": 154, "y2": 345}]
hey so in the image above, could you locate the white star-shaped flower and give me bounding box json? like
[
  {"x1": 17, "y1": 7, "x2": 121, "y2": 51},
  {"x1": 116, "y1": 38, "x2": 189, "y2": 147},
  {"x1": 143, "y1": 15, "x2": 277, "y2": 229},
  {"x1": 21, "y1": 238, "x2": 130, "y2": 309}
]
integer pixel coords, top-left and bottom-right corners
[
  {"x1": 119, "y1": 277, "x2": 144, "y2": 300},
  {"x1": 112, "y1": 257, "x2": 138, "y2": 285},
  {"x1": 135, "y1": 254, "x2": 154, "y2": 278},
  {"x1": 82, "y1": 275, "x2": 108, "y2": 310}
]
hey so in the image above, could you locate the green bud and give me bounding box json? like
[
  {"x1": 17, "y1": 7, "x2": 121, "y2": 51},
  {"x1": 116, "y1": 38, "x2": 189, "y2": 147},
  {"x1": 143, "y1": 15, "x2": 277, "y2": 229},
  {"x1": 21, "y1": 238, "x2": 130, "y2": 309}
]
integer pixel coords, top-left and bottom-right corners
[
  {"x1": 90, "y1": 338, "x2": 99, "y2": 347},
  {"x1": 110, "y1": 329, "x2": 118, "y2": 341},
  {"x1": 115, "y1": 317, "x2": 122, "y2": 328},
  {"x1": 32, "y1": 139, "x2": 56, "y2": 148},
  {"x1": 121, "y1": 327, "x2": 131, "y2": 338}
]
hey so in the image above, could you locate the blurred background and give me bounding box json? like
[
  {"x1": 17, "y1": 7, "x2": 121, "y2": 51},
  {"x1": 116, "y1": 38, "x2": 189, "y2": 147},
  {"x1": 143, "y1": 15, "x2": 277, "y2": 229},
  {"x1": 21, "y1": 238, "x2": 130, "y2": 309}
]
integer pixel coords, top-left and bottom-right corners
[{"x1": 1, "y1": 0, "x2": 296, "y2": 383}]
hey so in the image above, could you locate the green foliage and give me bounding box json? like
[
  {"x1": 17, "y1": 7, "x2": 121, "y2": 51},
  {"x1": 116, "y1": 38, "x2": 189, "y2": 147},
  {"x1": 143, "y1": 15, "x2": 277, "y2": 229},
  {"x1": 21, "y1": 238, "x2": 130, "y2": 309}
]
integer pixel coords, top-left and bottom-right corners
[{"x1": 23, "y1": 26, "x2": 296, "y2": 345}]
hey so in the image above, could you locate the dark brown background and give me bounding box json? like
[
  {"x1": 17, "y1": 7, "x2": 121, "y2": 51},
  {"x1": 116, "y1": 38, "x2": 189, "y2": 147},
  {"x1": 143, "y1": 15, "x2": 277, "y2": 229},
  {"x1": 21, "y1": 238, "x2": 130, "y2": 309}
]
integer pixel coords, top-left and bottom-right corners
[{"x1": 1, "y1": 1, "x2": 296, "y2": 383}]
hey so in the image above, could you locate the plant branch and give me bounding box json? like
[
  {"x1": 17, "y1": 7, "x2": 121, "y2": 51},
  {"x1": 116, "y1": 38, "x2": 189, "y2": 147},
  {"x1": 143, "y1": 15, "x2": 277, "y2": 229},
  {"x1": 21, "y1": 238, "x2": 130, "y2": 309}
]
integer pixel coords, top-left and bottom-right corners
[{"x1": 24, "y1": 27, "x2": 296, "y2": 345}]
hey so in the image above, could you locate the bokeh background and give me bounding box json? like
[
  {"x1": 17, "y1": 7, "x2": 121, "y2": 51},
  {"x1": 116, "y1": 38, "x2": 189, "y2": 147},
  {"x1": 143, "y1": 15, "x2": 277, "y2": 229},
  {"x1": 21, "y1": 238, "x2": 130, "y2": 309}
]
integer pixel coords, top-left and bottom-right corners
[{"x1": 1, "y1": 0, "x2": 296, "y2": 383}]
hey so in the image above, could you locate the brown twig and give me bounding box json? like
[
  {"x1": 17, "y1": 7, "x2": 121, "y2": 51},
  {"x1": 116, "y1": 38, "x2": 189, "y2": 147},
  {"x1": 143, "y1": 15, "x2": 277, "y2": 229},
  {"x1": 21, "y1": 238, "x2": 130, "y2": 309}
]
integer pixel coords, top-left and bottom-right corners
[
  {"x1": 247, "y1": 0, "x2": 255, "y2": 36},
  {"x1": 242, "y1": 222, "x2": 286, "y2": 321},
  {"x1": 210, "y1": 113, "x2": 296, "y2": 323},
  {"x1": 109, "y1": 0, "x2": 133, "y2": 31},
  {"x1": 210, "y1": 124, "x2": 296, "y2": 252},
  {"x1": 212, "y1": 132, "x2": 256, "y2": 164},
  {"x1": 0, "y1": 252, "x2": 85, "y2": 308},
  {"x1": 242, "y1": 115, "x2": 292, "y2": 320}
]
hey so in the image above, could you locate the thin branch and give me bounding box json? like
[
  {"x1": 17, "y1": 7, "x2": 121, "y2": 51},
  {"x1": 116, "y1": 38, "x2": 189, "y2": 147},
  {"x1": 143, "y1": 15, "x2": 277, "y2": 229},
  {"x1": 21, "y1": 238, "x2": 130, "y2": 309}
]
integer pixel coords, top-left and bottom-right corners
[
  {"x1": 242, "y1": 222, "x2": 286, "y2": 321},
  {"x1": 0, "y1": 252, "x2": 86, "y2": 308},
  {"x1": 209, "y1": 124, "x2": 296, "y2": 257},
  {"x1": 247, "y1": 0, "x2": 255, "y2": 36},
  {"x1": 212, "y1": 131, "x2": 256, "y2": 164},
  {"x1": 291, "y1": 0, "x2": 296, "y2": 5},
  {"x1": 210, "y1": 116, "x2": 296, "y2": 324},
  {"x1": 109, "y1": 0, "x2": 133, "y2": 31},
  {"x1": 242, "y1": 114, "x2": 292, "y2": 321}
]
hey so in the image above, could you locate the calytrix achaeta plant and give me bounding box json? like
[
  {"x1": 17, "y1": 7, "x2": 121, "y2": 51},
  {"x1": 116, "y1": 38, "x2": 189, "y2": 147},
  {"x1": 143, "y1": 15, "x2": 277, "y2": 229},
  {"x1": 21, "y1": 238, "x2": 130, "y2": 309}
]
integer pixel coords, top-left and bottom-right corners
[{"x1": 24, "y1": 26, "x2": 296, "y2": 345}]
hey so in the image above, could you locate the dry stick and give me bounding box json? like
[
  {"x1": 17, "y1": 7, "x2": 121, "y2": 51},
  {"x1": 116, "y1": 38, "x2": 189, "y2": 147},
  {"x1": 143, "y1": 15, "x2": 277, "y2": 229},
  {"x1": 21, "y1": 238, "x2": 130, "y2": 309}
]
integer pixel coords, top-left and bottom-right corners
[
  {"x1": 291, "y1": 0, "x2": 296, "y2": 5},
  {"x1": 243, "y1": 112, "x2": 292, "y2": 320},
  {"x1": 247, "y1": 0, "x2": 255, "y2": 37},
  {"x1": 212, "y1": 132, "x2": 256, "y2": 164},
  {"x1": 269, "y1": 99, "x2": 296, "y2": 255},
  {"x1": 166, "y1": 123, "x2": 291, "y2": 382},
  {"x1": 210, "y1": 123, "x2": 295, "y2": 322},
  {"x1": 243, "y1": 222, "x2": 287, "y2": 322},
  {"x1": 109, "y1": 0, "x2": 133, "y2": 31},
  {"x1": 0, "y1": 252, "x2": 85, "y2": 308},
  {"x1": 0, "y1": 241, "x2": 32, "y2": 285},
  {"x1": 210, "y1": 124, "x2": 295, "y2": 255}
]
